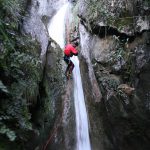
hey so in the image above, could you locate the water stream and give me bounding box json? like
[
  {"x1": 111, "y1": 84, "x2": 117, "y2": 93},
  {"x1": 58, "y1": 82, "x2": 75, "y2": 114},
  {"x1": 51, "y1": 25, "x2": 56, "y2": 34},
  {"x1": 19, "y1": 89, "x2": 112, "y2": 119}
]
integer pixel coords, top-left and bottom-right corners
[
  {"x1": 48, "y1": 2, "x2": 69, "y2": 49},
  {"x1": 48, "y1": 2, "x2": 91, "y2": 150},
  {"x1": 71, "y1": 56, "x2": 91, "y2": 150}
]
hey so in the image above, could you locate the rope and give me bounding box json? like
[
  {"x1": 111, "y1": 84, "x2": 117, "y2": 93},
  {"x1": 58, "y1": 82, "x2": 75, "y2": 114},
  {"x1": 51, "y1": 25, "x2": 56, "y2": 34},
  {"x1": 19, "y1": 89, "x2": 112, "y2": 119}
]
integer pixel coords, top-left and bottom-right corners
[
  {"x1": 66, "y1": 13, "x2": 70, "y2": 44},
  {"x1": 42, "y1": 113, "x2": 63, "y2": 150},
  {"x1": 42, "y1": 124, "x2": 59, "y2": 150}
]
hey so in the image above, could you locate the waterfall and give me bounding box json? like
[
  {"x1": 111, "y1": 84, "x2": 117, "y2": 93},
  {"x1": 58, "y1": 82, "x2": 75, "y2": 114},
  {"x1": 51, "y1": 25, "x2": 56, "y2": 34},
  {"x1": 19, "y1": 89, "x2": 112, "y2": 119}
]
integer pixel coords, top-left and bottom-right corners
[
  {"x1": 48, "y1": 3, "x2": 69, "y2": 49},
  {"x1": 71, "y1": 56, "x2": 91, "y2": 150},
  {"x1": 48, "y1": 2, "x2": 91, "y2": 150}
]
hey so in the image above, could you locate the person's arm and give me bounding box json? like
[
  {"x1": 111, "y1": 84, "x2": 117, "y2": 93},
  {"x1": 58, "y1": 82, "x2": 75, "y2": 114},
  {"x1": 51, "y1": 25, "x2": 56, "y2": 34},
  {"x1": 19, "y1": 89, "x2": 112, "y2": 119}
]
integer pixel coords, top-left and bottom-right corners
[
  {"x1": 70, "y1": 36, "x2": 79, "y2": 43},
  {"x1": 70, "y1": 45, "x2": 78, "y2": 56},
  {"x1": 73, "y1": 52, "x2": 78, "y2": 56}
]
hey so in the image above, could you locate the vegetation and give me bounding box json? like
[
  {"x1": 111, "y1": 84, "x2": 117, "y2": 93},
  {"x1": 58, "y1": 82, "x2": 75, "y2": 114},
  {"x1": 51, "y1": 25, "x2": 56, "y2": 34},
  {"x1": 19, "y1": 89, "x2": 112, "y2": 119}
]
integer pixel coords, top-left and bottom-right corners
[
  {"x1": 80, "y1": 0, "x2": 149, "y2": 31},
  {"x1": 0, "y1": 0, "x2": 41, "y2": 148}
]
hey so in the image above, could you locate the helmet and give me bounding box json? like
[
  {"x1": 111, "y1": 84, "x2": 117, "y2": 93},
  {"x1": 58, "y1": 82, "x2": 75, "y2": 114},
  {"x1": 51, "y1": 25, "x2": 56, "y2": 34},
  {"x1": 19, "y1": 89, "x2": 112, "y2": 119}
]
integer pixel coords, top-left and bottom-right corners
[{"x1": 72, "y1": 41, "x2": 78, "y2": 47}]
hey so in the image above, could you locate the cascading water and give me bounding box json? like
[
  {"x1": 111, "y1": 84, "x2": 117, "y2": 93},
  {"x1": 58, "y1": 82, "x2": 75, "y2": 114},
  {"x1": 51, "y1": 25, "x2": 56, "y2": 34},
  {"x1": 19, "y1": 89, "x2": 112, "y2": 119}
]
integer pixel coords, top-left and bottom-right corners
[
  {"x1": 48, "y1": 2, "x2": 69, "y2": 49},
  {"x1": 48, "y1": 2, "x2": 91, "y2": 150},
  {"x1": 71, "y1": 56, "x2": 91, "y2": 150}
]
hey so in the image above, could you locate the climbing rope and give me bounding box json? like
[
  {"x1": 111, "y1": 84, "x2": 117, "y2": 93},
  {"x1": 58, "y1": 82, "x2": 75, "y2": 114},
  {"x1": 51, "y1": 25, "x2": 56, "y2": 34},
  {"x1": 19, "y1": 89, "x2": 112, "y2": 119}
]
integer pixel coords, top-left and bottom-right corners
[
  {"x1": 66, "y1": 12, "x2": 70, "y2": 44},
  {"x1": 42, "y1": 78, "x2": 73, "y2": 150},
  {"x1": 42, "y1": 112, "x2": 63, "y2": 150}
]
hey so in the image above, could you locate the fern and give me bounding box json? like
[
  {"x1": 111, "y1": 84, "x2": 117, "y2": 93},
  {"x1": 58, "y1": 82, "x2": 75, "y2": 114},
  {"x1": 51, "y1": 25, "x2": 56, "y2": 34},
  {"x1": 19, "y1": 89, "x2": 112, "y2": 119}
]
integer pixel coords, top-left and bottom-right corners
[
  {"x1": 0, "y1": 81, "x2": 9, "y2": 93},
  {"x1": 0, "y1": 0, "x2": 41, "y2": 146},
  {"x1": 0, "y1": 124, "x2": 16, "y2": 141}
]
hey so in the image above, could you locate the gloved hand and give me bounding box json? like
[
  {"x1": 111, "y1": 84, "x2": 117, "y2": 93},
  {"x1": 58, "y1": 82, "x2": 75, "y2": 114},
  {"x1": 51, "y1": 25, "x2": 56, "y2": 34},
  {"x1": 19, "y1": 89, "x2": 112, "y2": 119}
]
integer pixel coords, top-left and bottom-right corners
[{"x1": 74, "y1": 52, "x2": 78, "y2": 56}]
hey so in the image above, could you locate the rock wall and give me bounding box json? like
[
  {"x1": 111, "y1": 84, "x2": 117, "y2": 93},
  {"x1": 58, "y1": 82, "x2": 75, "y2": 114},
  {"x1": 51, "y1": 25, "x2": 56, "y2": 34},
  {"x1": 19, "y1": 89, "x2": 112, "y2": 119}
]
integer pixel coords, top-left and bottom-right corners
[
  {"x1": 76, "y1": 0, "x2": 150, "y2": 150},
  {"x1": 21, "y1": 0, "x2": 150, "y2": 149},
  {"x1": 79, "y1": 0, "x2": 149, "y2": 35},
  {"x1": 23, "y1": 0, "x2": 77, "y2": 149},
  {"x1": 23, "y1": 0, "x2": 70, "y2": 149},
  {"x1": 23, "y1": 0, "x2": 67, "y2": 66}
]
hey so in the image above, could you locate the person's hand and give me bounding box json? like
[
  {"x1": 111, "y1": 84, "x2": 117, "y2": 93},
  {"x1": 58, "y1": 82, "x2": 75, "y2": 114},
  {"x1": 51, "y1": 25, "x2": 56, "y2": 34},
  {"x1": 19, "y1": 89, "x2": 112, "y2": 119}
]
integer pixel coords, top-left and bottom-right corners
[
  {"x1": 70, "y1": 52, "x2": 73, "y2": 57},
  {"x1": 74, "y1": 53, "x2": 78, "y2": 56}
]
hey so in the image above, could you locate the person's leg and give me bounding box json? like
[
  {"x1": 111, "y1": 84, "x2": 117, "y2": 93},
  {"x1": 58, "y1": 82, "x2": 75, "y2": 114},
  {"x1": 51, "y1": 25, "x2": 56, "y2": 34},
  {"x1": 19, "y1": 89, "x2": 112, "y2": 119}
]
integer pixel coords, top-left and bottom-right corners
[
  {"x1": 66, "y1": 65, "x2": 70, "y2": 75},
  {"x1": 68, "y1": 61, "x2": 74, "y2": 74},
  {"x1": 64, "y1": 55, "x2": 74, "y2": 79},
  {"x1": 65, "y1": 61, "x2": 74, "y2": 79},
  {"x1": 64, "y1": 55, "x2": 71, "y2": 77}
]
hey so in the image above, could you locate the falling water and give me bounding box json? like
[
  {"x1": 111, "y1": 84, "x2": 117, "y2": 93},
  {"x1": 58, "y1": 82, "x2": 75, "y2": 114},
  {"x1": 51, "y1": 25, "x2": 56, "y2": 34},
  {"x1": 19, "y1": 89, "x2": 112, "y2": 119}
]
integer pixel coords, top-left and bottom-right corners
[
  {"x1": 48, "y1": 2, "x2": 69, "y2": 49},
  {"x1": 71, "y1": 56, "x2": 91, "y2": 150},
  {"x1": 48, "y1": 2, "x2": 91, "y2": 150}
]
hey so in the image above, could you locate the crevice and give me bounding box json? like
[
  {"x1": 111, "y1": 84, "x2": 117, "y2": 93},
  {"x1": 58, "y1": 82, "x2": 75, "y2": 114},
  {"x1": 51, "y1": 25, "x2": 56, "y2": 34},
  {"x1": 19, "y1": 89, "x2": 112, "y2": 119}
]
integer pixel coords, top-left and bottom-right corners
[
  {"x1": 78, "y1": 14, "x2": 150, "y2": 43},
  {"x1": 90, "y1": 23, "x2": 150, "y2": 43}
]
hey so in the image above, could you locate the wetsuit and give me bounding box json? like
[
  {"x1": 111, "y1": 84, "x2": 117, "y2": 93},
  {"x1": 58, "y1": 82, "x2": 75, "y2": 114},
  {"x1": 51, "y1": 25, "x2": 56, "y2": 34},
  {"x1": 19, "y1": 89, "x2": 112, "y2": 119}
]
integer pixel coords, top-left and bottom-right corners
[{"x1": 64, "y1": 44, "x2": 78, "y2": 76}]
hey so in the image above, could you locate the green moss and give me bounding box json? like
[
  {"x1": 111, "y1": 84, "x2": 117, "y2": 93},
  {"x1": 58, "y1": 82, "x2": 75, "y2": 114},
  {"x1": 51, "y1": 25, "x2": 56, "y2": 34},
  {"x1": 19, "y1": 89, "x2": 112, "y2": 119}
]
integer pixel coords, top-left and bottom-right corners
[
  {"x1": 106, "y1": 9, "x2": 134, "y2": 29},
  {"x1": 113, "y1": 17, "x2": 133, "y2": 30},
  {"x1": 99, "y1": 76, "x2": 120, "y2": 91},
  {"x1": 144, "y1": 0, "x2": 150, "y2": 6}
]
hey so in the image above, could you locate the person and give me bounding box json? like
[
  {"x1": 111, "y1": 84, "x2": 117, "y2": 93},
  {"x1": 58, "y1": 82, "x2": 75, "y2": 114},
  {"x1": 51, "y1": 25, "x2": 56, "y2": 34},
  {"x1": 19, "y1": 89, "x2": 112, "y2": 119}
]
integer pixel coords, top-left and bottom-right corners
[{"x1": 64, "y1": 42, "x2": 78, "y2": 79}]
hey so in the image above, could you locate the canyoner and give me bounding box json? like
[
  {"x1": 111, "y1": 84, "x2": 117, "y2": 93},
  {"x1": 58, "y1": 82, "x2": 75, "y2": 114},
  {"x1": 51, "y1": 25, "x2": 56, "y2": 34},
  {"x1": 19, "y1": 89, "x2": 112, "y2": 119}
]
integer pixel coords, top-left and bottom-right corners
[{"x1": 63, "y1": 42, "x2": 79, "y2": 80}]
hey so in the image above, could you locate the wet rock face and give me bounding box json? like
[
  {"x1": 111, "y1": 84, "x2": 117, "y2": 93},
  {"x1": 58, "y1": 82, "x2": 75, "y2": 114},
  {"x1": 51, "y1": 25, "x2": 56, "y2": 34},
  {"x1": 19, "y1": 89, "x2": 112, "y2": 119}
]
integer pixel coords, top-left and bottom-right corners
[
  {"x1": 23, "y1": 0, "x2": 67, "y2": 66},
  {"x1": 78, "y1": 0, "x2": 149, "y2": 35},
  {"x1": 77, "y1": 0, "x2": 150, "y2": 149},
  {"x1": 79, "y1": 22, "x2": 150, "y2": 149},
  {"x1": 23, "y1": 0, "x2": 69, "y2": 148},
  {"x1": 79, "y1": 24, "x2": 102, "y2": 102},
  {"x1": 26, "y1": 40, "x2": 66, "y2": 150},
  {"x1": 80, "y1": 57, "x2": 108, "y2": 150},
  {"x1": 135, "y1": 42, "x2": 150, "y2": 112},
  {"x1": 38, "y1": 41, "x2": 74, "y2": 150},
  {"x1": 24, "y1": 0, "x2": 49, "y2": 66}
]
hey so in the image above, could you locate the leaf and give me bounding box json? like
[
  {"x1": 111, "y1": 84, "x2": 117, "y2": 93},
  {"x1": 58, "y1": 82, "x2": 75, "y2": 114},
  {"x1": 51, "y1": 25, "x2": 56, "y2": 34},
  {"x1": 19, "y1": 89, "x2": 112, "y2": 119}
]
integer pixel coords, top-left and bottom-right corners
[
  {"x1": 0, "y1": 124, "x2": 16, "y2": 141},
  {"x1": 6, "y1": 130, "x2": 16, "y2": 141},
  {"x1": 0, "y1": 125, "x2": 7, "y2": 134},
  {"x1": 0, "y1": 80, "x2": 9, "y2": 93}
]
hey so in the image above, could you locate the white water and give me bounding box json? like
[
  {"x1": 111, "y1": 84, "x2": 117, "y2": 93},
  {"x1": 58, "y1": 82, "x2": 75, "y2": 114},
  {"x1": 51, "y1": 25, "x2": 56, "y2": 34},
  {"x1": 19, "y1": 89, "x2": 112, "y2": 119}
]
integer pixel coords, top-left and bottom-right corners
[
  {"x1": 48, "y1": 3, "x2": 69, "y2": 49},
  {"x1": 48, "y1": 3, "x2": 91, "y2": 150},
  {"x1": 71, "y1": 56, "x2": 91, "y2": 150}
]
